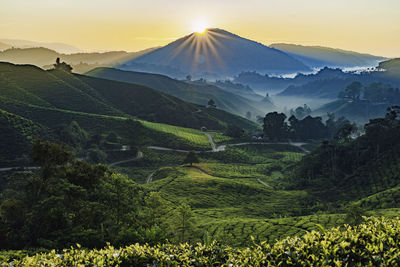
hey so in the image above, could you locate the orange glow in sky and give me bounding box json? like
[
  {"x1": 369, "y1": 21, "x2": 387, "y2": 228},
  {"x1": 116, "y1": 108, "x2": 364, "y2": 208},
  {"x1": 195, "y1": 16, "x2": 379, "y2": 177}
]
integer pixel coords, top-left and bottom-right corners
[{"x1": 0, "y1": 0, "x2": 399, "y2": 57}]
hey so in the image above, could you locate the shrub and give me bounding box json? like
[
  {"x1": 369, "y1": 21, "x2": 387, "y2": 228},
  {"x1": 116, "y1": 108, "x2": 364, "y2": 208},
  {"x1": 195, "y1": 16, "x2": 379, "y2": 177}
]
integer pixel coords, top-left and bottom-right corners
[{"x1": 4, "y1": 217, "x2": 400, "y2": 266}]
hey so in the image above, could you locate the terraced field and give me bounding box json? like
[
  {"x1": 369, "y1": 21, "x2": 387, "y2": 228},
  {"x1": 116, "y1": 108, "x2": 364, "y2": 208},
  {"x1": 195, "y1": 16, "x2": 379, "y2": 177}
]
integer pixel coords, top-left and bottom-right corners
[
  {"x1": 140, "y1": 120, "x2": 212, "y2": 150},
  {"x1": 113, "y1": 138, "x2": 400, "y2": 247}
]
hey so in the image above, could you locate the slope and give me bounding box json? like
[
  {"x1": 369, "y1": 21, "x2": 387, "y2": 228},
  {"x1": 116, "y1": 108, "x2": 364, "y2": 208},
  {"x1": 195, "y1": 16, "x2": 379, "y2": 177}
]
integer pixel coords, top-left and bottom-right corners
[
  {"x1": 270, "y1": 43, "x2": 385, "y2": 68},
  {"x1": 86, "y1": 67, "x2": 269, "y2": 118},
  {"x1": 0, "y1": 47, "x2": 157, "y2": 73},
  {"x1": 0, "y1": 62, "x2": 121, "y2": 116},
  {"x1": 0, "y1": 62, "x2": 258, "y2": 131},
  {"x1": 288, "y1": 112, "x2": 400, "y2": 204},
  {"x1": 0, "y1": 108, "x2": 51, "y2": 165},
  {"x1": 120, "y1": 28, "x2": 310, "y2": 78}
]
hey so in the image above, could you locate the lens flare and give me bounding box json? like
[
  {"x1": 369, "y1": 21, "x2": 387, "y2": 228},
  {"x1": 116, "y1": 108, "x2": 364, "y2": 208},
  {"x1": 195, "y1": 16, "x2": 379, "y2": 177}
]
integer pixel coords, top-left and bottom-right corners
[{"x1": 192, "y1": 19, "x2": 209, "y2": 34}]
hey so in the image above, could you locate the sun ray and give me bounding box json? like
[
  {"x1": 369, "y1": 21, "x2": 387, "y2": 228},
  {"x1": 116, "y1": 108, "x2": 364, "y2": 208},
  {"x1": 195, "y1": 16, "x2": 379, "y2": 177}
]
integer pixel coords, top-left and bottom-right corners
[{"x1": 191, "y1": 19, "x2": 209, "y2": 34}]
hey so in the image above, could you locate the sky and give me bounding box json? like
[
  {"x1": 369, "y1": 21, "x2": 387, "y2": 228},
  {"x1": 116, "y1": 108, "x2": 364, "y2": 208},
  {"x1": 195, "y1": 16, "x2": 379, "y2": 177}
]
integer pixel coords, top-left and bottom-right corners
[{"x1": 0, "y1": 0, "x2": 399, "y2": 57}]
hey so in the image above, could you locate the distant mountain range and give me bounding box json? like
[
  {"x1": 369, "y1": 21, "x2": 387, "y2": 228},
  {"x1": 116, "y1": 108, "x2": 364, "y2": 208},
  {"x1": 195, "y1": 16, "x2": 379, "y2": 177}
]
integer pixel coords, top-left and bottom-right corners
[
  {"x1": 0, "y1": 32, "x2": 389, "y2": 79},
  {"x1": 0, "y1": 47, "x2": 157, "y2": 73},
  {"x1": 120, "y1": 28, "x2": 311, "y2": 78},
  {"x1": 270, "y1": 43, "x2": 386, "y2": 69},
  {"x1": 0, "y1": 41, "x2": 11, "y2": 51},
  {"x1": 0, "y1": 38, "x2": 83, "y2": 54}
]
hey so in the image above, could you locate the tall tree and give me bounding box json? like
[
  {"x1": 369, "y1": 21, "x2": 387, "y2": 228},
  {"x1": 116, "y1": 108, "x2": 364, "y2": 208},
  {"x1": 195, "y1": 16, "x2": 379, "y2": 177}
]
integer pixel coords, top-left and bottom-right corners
[
  {"x1": 183, "y1": 151, "x2": 199, "y2": 166},
  {"x1": 263, "y1": 112, "x2": 288, "y2": 141},
  {"x1": 172, "y1": 203, "x2": 195, "y2": 243}
]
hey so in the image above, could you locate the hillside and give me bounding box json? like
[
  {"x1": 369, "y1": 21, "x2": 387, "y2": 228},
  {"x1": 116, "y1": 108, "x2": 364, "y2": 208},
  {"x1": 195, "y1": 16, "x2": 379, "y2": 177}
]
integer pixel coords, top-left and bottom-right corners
[
  {"x1": 0, "y1": 42, "x2": 11, "y2": 51},
  {"x1": 0, "y1": 62, "x2": 258, "y2": 163},
  {"x1": 0, "y1": 109, "x2": 51, "y2": 165},
  {"x1": 288, "y1": 109, "x2": 400, "y2": 205},
  {"x1": 376, "y1": 58, "x2": 400, "y2": 82},
  {"x1": 120, "y1": 28, "x2": 310, "y2": 78},
  {"x1": 0, "y1": 47, "x2": 157, "y2": 73},
  {"x1": 235, "y1": 67, "x2": 356, "y2": 93},
  {"x1": 86, "y1": 67, "x2": 271, "y2": 117},
  {"x1": 314, "y1": 99, "x2": 389, "y2": 123},
  {"x1": 236, "y1": 66, "x2": 400, "y2": 100},
  {"x1": 0, "y1": 38, "x2": 82, "y2": 54},
  {"x1": 278, "y1": 78, "x2": 355, "y2": 99},
  {"x1": 0, "y1": 62, "x2": 257, "y2": 131},
  {"x1": 270, "y1": 43, "x2": 385, "y2": 69},
  {"x1": 0, "y1": 62, "x2": 121, "y2": 116}
]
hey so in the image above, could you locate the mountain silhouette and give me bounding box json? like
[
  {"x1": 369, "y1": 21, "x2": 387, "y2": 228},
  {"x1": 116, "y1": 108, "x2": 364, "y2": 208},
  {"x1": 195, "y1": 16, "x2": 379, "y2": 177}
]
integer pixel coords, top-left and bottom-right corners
[
  {"x1": 120, "y1": 28, "x2": 310, "y2": 78},
  {"x1": 270, "y1": 43, "x2": 386, "y2": 69}
]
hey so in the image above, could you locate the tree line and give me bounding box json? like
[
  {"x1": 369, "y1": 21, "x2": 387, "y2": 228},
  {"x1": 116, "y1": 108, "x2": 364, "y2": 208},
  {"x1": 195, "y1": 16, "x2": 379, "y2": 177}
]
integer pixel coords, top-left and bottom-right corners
[{"x1": 262, "y1": 111, "x2": 355, "y2": 142}]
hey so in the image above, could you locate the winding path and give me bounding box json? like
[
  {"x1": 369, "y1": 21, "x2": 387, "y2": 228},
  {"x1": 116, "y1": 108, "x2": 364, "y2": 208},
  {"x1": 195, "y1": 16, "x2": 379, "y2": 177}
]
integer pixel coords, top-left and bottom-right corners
[
  {"x1": 0, "y1": 166, "x2": 38, "y2": 172},
  {"x1": 146, "y1": 171, "x2": 155, "y2": 184},
  {"x1": 257, "y1": 178, "x2": 272, "y2": 189},
  {"x1": 147, "y1": 133, "x2": 309, "y2": 154}
]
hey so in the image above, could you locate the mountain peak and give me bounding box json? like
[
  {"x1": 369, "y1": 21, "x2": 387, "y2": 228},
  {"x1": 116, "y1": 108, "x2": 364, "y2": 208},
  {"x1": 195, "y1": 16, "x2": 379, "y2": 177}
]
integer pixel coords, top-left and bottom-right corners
[{"x1": 120, "y1": 29, "x2": 310, "y2": 78}]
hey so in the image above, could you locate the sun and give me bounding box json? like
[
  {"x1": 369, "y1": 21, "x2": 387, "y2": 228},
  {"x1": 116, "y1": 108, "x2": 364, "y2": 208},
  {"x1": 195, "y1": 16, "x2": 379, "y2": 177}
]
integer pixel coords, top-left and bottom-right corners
[{"x1": 192, "y1": 19, "x2": 209, "y2": 35}]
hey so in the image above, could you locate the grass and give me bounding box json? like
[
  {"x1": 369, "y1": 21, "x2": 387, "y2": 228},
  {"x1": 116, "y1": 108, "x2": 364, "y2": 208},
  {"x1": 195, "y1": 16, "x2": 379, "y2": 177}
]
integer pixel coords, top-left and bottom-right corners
[
  {"x1": 125, "y1": 142, "x2": 316, "y2": 246},
  {"x1": 144, "y1": 165, "x2": 313, "y2": 245},
  {"x1": 140, "y1": 120, "x2": 213, "y2": 150},
  {"x1": 207, "y1": 131, "x2": 233, "y2": 144}
]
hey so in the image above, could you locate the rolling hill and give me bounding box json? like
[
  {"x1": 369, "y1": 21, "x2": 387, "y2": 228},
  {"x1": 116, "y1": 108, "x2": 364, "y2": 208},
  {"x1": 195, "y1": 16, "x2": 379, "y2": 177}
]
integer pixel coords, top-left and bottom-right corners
[
  {"x1": 0, "y1": 62, "x2": 258, "y2": 163},
  {"x1": 86, "y1": 67, "x2": 272, "y2": 117},
  {"x1": 0, "y1": 42, "x2": 11, "y2": 51},
  {"x1": 0, "y1": 47, "x2": 157, "y2": 73},
  {"x1": 270, "y1": 43, "x2": 386, "y2": 69},
  {"x1": 120, "y1": 28, "x2": 310, "y2": 78},
  {"x1": 0, "y1": 62, "x2": 257, "y2": 131},
  {"x1": 0, "y1": 38, "x2": 82, "y2": 54}
]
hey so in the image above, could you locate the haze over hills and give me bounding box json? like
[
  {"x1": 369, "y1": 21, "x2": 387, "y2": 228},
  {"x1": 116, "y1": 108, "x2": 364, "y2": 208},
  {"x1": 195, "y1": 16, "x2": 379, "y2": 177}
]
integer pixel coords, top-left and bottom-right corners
[
  {"x1": 270, "y1": 43, "x2": 386, "y2": 69},
  {"x1": 0, "y1": 42, "x2": 11, "y2": 51},
  {"x1": 120, "y1": 28, "x2": 311, "y2": 78},
  {"x1": 0, "y1": 38, "x2": 83, "y2": 54},
  {"x1": 87, "y1": 67, "x2": 272, "y2": 118},
  {"x1": 0, "y1": 47, "x2": 158, "y2": 73}
]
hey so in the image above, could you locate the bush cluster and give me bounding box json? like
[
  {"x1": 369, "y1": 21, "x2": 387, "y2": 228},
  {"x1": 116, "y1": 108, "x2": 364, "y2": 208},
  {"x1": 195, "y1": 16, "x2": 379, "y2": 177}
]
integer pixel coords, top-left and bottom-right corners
[{"x1": 3, "y1": 217, "x2": 400, "y2": 266}]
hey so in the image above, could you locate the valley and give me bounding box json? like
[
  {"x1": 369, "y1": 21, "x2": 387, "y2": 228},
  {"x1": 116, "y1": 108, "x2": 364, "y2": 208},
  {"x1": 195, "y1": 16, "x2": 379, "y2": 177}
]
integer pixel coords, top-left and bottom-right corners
[{"x1": 1, "y1": 3, "x2": 400, "y2": 264}]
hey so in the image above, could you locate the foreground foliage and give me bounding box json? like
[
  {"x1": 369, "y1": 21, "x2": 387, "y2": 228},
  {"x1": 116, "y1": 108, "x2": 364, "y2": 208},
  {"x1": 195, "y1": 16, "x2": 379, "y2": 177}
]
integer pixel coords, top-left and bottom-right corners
[{"x1": 2, "y1": 217, "x2": 400, "y2": 266}]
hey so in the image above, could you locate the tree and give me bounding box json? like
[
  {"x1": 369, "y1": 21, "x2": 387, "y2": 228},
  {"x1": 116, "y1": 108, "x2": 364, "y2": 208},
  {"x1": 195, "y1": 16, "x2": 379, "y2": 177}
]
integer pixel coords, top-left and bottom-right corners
[
  {"x1": 385, "y1": 105, "x2": 400, "y2": 121},
  {"x1": 183, "y1": 151, "x2": 199, "y2": 166},
  {"x1": 172, "y1": 203, "x2": 195, "y2": 243},
  {"x1": 0, "y1": 139, "x2": 148, "y2": 249},
  {"x1": 141, "y1": 192, "x2": 169, "y2": 228},
  {"x1": 334, "y1": 122, "x2": 357, "y2": 143},
  {"x1": 325, "y1": 113, "x2": 351, "y2": 139},
  {"x1": 53, "y1": 57, "x2": 73, "y2": 73},
  {"x1": 87, "y1": 148, "x2": 107, "y2": 163},
  {"x1": 263, "y1": 112, "x2": 288, "y2": 141},
  {"x1": 186, "y1": 75, "x2": 192, "y2": 81},
  {"x1": 339, "y1": 81, "x2": 362, "y2": 101},
  {"x1": 56, "y1": 121, "x2": 88, "y2": 149},
  {"x1": 225, "y1": 124, "x2": 244, "y2": 138},
  {"x1": 207, "y1": 99, "x2": 216, "y2": 108}
]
